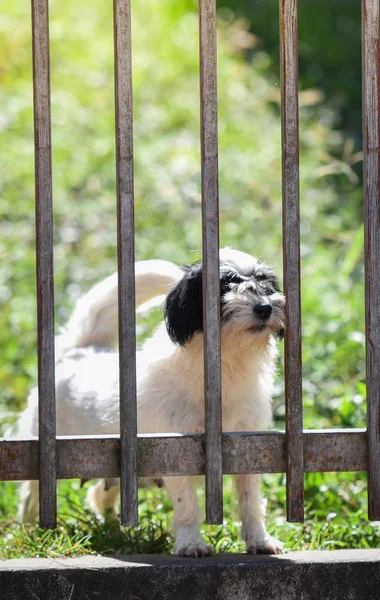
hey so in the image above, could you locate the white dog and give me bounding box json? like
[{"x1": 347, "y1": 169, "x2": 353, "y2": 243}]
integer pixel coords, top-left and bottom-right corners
[{"x1": 18, "y1": 248, "x2": 285, "y2": 557}]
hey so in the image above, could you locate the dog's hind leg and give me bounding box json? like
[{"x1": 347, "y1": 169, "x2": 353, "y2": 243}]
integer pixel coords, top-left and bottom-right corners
[
  {"x1": 86, "y1": 479, "x2": 120, "y2": 519},
  {"x1": 164, "y1": 476, "x2": 215, "y2": 557},
  {"x1": 234, "y1": 474, "x2": 283, "y2": 554},
  {"x1": 19, "y1": 480, "x2": 39, "y2": 523}
]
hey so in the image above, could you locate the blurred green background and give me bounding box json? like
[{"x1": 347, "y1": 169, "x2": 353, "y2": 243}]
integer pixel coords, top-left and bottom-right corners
[{"x1": 0, "y1": 0, "x2": 376, "y2": 557}]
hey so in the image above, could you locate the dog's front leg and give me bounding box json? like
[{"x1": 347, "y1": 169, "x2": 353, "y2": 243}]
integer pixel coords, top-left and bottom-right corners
[
  {"x1": 234, "y1": 474, "x2": 283, "y2": 554},
  {"x1": 164, "y1": 476, "x2": 215, "y2": 557}
]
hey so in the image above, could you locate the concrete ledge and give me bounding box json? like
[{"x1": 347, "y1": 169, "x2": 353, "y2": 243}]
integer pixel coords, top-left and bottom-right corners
[{"x1": 2, "y1": 550, "x2": 380, "y2": 599}]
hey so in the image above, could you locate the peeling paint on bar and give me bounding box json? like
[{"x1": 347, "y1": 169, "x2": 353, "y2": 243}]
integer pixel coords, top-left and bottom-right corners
[
  {"x1": 280, "y1": 0, "x2": 304, "y2": 523},
  {"x1": 31, "y1": 0, "x2": 57, "y2": 530},
  {"x1": 199, "y1": 0, "x2": 223, "y2": 525},
  {"x1": 113, "y1": 0, "x2": 138, "y2": 527},
  {"x1": 362, "y1": 0, "x2": 380, "y2": 521},
  {"x1": 0, "y1": 430, "x2": 367, "y2": 481}
]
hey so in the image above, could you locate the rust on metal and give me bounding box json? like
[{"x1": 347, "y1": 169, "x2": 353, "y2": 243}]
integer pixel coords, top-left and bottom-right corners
[
  {"x1": 304, "y1": 430, "x2": 367, "y2": 473},
  {"x1": 113, "y1": 0, "x2": 138, "y2": 527},
  {"x1": 0, "y1": 440, "x2": 39, "y2": 480},
  {"x1": 362, "y1": 0, "x2": 380, "y2": 520},
  {"x1": 199, "y1": 0, "x2": 223, "y2": 524},
  {"x1": 31, "y1": 0, "x2": 57, "y2": 529},
  {"x1": 0, "y1": 430, "x2": 368, "y2": 481},
  {"x1": 280, "y1": 0, "x2": 304, "y2": 523}
]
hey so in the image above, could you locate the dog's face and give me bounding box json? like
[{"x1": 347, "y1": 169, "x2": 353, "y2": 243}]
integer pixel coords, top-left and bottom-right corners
[{"x1": 164, "y1": 248, "x2": 285, "y2": 347}]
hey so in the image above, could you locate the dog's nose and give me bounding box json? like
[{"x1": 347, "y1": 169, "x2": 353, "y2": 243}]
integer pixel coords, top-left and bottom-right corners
[{"x1": 254, "y1": 303, "x2": 272, "y2": 320}]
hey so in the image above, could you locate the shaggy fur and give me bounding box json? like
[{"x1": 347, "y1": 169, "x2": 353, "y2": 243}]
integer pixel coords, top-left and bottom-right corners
[{"x1": 17, "y1": 248, "x2": 285, "y2": 557}]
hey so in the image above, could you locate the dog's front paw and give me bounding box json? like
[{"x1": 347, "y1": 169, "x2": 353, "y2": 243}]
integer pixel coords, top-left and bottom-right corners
[
  {"x1": 247, "y1": 534, "x2": 283, "y2": 555},
  {"x1": 175, "y1": 541, "x2": 215, "y2": 558}
]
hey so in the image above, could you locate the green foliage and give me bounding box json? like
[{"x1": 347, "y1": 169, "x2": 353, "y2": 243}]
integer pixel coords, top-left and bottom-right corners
[
  {"x1": 217, "y1": 0, "x2": 362, "y2": 138},
  {"x1": 0, "y1": 0, "x2": 371, "y2": 557}
]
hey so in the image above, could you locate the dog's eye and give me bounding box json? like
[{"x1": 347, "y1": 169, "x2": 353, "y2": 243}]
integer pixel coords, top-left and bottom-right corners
[
  {"x1": 258, "y1": 283, "x2": 274, "y2": 295},
  {"x1": 229, "y1": 274, "x2": 244, "y2": 284},
  {"x1": 220, "y1": 272, "x2": 244, "y2": 295},
  {"x1": 255, "y1": 273, "x2": 267, "y2": 282},
  {"x1": 221, "y1": 272, "x2": 244, "y2": 286},
  {"x1": 257, "y1": 277, "x2": 281, "y2": 295}
]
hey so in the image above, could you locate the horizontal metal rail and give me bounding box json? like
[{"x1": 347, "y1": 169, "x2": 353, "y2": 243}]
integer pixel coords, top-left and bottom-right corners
[{"x1": 0, "y1": 430, "x2": 367, "y2": 481}]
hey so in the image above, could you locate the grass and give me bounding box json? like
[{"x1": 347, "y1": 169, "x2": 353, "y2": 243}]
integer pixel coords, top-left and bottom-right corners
[
  {"x1": 1, "y1": 473, "x2": 379, "y2": 559},
  {"x1": 0, "y1": 0, "x2": 377, "y2": 558}
]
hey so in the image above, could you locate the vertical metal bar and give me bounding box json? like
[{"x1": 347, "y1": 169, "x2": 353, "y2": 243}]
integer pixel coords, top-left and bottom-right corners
[
  {"x1": 199, "y1": 0, "x2": 222, "y2": 524},
  {"x1": 31, "y1": 0, "x2": 56, "y2": 529},
  {"x1": 113, "y1": 0, "x2": 138, "y2": 526},
  {"x1": 280, "y1": 0, "x2": 304, "y2": 522},
  {"x1": 362, "y1": 0, "x2": 380, "y2": 520}
]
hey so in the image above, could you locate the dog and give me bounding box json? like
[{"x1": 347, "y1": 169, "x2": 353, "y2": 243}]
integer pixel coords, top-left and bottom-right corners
[{"x1": 18, "y1": 248, "x2": 285, "y2": 557}]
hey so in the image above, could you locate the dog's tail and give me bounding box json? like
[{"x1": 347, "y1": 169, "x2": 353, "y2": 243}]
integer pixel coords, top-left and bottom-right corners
[{"x1": 55, "y1": 260, "x2": 183, "y2": 359}]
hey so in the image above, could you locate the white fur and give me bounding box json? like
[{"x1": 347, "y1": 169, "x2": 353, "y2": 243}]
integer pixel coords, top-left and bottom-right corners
[{"x1": 17, "y1": 249, "x2": 284, "y2": 557}]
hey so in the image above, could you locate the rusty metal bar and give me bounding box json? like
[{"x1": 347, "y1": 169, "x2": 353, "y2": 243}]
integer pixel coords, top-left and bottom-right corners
[
  {"x1": 199, "y1": 0, "x2": 222, "y2": 525},
  {"x1": 31, "y1": 0, "x2": 56, "y2": 529},
  {"x1": 0, "y1": 430, "x2": 367, "y2": 481},
  {"x1": 362, "y1": 0, "x2": 380, "y2": 520},
  {"x1": 113, "y1": 0, "x2": 138, "y2": 527},
  {"x1": 280, "y1": 0, "x2": 304, "y2": 523}
]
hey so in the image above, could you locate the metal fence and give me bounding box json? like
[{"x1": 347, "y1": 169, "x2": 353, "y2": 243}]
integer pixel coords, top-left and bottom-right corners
[{"x1": 0, "y1": 0, "x2": 379, "y2": 531}]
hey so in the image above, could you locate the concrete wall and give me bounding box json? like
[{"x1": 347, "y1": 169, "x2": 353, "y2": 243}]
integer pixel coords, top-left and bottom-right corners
[{"x1": 2, "y1": 550, "x2": 380, "y2": 600}]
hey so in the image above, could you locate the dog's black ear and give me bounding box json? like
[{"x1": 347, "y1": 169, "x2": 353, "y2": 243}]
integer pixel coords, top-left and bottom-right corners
[{"x1": 164, "y1": 262, "x2": 203, "y2": 346}]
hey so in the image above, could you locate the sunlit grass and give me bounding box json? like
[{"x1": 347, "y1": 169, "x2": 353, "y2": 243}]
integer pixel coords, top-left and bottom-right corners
[{"x1": 1, "y1": 472, "x2": 380, "y2": 559}]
